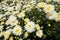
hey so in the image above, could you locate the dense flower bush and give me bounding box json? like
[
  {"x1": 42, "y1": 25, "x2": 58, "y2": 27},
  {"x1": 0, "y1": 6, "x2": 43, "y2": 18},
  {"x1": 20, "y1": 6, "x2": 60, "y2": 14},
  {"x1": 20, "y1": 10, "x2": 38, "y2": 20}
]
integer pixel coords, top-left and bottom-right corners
[{"x1": 0, "y1": 0, "x2": 60, "y2": 40}]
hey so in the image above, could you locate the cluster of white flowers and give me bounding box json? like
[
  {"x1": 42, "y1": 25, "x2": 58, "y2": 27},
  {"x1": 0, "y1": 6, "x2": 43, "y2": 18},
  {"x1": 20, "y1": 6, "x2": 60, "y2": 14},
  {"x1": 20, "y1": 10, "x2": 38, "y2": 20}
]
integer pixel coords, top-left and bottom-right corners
[
  {"x1": 6, "y1": 15, "x2": 18, "y2": 26},
  {"x1": 24, "y1": 20, "x2": 43, "y2": 38},
  {"x1": 37, "y1": 2, "x2": 60, "y2": 22},
  {"x1": 0, "y1": 0, "x2": 60, "y2": 40}
]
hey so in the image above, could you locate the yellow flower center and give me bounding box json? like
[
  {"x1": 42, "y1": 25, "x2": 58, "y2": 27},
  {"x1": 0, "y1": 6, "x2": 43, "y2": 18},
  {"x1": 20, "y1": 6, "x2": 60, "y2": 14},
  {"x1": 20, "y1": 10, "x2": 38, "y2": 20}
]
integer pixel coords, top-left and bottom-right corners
[
  {"x1": 28, "y1": 24, "x2": 31, "y2": 28},
  {"x1": 49, "y1": 13, "x2": 53, "y2": 17},
  {"x1": 37, "y1": 31, "x2": 41, "y2": 34},
  {"x1": 46, "y1": 6, "x2": 51, "y2": 11},
  {"x1": 15, "y1": 29, "x2": 19, "y2": 33}
]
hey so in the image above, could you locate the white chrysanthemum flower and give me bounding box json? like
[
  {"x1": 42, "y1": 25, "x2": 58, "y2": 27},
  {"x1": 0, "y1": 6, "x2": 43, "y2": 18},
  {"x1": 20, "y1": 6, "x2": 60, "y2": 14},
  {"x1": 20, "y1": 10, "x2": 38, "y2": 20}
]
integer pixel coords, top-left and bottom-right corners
[
  {"x1": 36, "y1": 30, "x2": 43, "y2": 38},
  {"x1": 35, "y1": 24, "x2": 40, "y2": 30},
  {"x1": 0, "y1": 25, "x2": 3, "y2": 32},
  {"x1": 24, "y1": 21, "x2": 35, "y2": 33},
  {"x1": 44, "y1": 4, "x2": 54, "y2": 13},
  {"x1": 4, "y1": 30, "x2": 11, "y2": 40},
  {"x1": 18, "y1": 10, "x2": 25, "y2": 18},
  {"x1": 9, "y1": 15, "x2": 17, "y2": 20},
  {"x1": 46, "y1": 11, "x2": 57, "y2": 20},
  {"x1": 6, "y1": 20, "x2": 18, "y2": 26},
  {"x1": 24, "y1": 32, "x2": 28, "y2": 38},
  {"x1": 24, "y1": 18, "x2": 30, "y2": 24},
  {"x1": 55, "y1": 12, "x2": 60, "y2": 21},
  {"x1": 12, "y1": 25, "x2": 22, "y2": 36},
  {"x1": 37, "y1": 2, "x2": 46, "y2": 8},
  {"x1": 6, "y1": 15, "x2": 18, "y2": 26}
]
